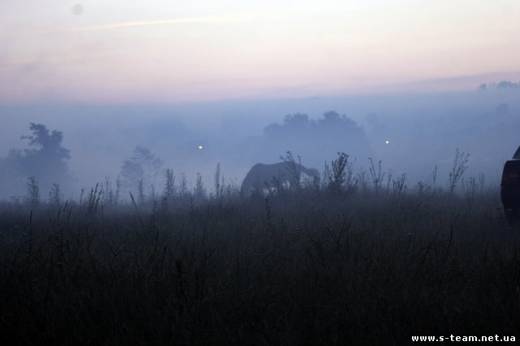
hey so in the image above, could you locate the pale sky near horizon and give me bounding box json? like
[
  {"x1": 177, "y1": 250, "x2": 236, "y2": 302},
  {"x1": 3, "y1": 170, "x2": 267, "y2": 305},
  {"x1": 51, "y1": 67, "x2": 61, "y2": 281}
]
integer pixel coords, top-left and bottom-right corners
[{"x1": 1, "y1": 0, "x2": 519, "y2": 103}]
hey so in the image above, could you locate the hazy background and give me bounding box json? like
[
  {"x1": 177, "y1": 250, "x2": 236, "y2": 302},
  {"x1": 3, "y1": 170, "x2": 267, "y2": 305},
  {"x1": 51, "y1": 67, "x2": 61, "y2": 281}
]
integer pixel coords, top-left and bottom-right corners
[{"x1": 1, "y1": 0, "x2": 519, "y2": 198}]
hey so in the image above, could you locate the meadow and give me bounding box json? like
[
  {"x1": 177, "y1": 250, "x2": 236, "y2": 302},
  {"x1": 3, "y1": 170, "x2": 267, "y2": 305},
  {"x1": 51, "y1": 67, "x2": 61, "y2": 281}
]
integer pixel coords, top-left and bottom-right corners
[{"x1": 0, "y1": 160, "x2": 519, "y2": 345}]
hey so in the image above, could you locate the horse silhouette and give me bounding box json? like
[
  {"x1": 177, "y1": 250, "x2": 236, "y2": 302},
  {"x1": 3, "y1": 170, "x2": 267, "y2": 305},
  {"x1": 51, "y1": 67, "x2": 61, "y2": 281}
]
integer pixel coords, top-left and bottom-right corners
[
  {"x1": 241, "y1": 162, "x2": 319, "y2": 195},
  {"x1": 501, "y1": 145, "x2": 520, "y2": 224}
]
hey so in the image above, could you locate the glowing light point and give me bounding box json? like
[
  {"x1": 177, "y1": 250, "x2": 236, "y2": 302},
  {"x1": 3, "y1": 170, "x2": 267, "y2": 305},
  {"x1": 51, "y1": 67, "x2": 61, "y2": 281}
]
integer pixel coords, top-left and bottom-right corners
[
  {"x1": 197, "y1": 145, "x2": 204, "y2": 150},
  {"x1": 385, "y1": 140, "x2": 390, "y2": 145}
]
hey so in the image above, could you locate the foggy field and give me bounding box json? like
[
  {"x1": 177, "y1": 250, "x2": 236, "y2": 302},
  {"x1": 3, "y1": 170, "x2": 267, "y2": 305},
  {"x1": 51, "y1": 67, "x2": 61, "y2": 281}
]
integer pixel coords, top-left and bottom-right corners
[
  {"x1": 1, "y1": 89, "x2": 518, "y2": 345},
  {"x1": 2, "y1": 1, "x2": 520, "y2": 343},
  {"x1": 1, "y1": 87, "x2": 519, "y2": 345},
  {"x1": 1, "y1": 177, "x2": 519, "y2": 345},
  {"x1": 1, "y1": 88, "x2": 520, "y2": 196}
]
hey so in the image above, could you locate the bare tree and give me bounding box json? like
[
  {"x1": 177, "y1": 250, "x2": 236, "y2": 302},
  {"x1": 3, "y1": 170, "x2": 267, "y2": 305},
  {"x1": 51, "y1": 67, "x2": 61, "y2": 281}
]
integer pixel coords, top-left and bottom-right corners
[
  {"x1": 448, "y1": 149, "x2": 470, "y2": 194},
  {"x1": 327, "y1": 152, "x2": 350, "y2": 192},
  {"x1": 120, "y1": 146, "x2": 163, "y2": 198},
  {"x1": 368, "y1": 158, "x2": 385, "y2": 193},
  {"x1": 26, "y1": 176, "x2": 40, "y2": 208}
]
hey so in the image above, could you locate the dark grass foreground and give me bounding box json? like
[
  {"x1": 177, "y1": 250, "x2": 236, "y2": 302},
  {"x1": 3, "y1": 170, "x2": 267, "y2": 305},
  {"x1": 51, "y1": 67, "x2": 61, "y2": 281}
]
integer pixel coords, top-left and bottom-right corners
[{"x1": 1, "y1": 189, "x2": 519, "y2": 345}]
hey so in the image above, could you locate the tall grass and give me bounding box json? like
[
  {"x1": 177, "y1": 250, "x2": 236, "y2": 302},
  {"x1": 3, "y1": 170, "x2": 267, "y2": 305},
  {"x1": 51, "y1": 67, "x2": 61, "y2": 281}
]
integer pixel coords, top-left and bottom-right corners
[{"x1": 0, "y1": 158, "x2": 518, "y2": 345}]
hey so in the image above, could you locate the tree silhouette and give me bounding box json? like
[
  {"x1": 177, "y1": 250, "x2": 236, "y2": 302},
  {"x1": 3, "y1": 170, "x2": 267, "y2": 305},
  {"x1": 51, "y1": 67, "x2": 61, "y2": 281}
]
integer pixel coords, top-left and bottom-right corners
[
  {"x1": 260, "y1": 111, "x2": 372, "y2": 167},
  {"x1": 0, "y1": 123, "x2": 71, "y2": 197},
  {"x1": 120, "y1": 146, "x2": 163, "y2": 197}
]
